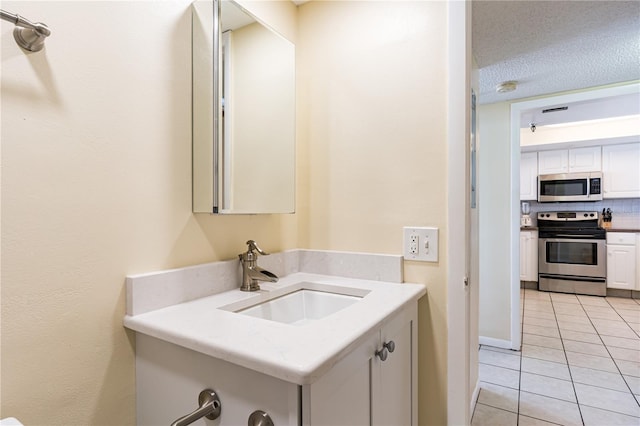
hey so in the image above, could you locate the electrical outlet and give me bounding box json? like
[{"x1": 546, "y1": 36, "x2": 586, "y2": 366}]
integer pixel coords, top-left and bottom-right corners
[{"x1": 403, "y1": 227, "x2": 439, "y2": 262}]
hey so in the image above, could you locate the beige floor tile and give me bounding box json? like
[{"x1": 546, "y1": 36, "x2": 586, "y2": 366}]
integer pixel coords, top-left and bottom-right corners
[
  {"x1": 609, "y1": 298, "x2": 640, "y2": 309},
  {"x1": 522, "y1": 344, "x2": 567, "y2": 364},
  {"x1": 479, "y1": 348, "x2": 521, "y2": 370},
  {"x1": 523, "y1": 333, "x2": 563, "y2": 350},
  {"x1": 580, "y1": 405, "x2": 640, "y2": 426},
  {"x1": 519, "y1": 392, "x2": 583, "y2": 426},
  {"x1": 471, "y1": 403, "x2": 517, "y2": 426},
  {"x1": 479, "y1": 363, "x2": 520, "y2": 389},
  {"x1": 627, "y1": 322, "x2": 640, "y2": 333},
  {"x1": 596, "y1": 325, "x2": 638, "y2": 339},
  {"x1": 578, "y1": 295, "x2": 610, "y2": 306},
  {"x1": 602, "y1": 335, "x2": 640, "y2": 350},
  {"x1": 609, "y1": 346, "x2": 640, "y2": 363},
  {"x1": 623, "y1": 374, "x2": 640, "y2": 395},
  {"x1": 520, "y1": 372, "x2": 576, "y2": 402},
  {"x1": 616, "y1": 359, "x2": 640, "y2": 377},
  {"x1": 481, "y1": 345, "x2": 521, "y2": 356},
  {"x1": 563, "y1": 340, "x2": 610, "y2": 357},
  {"x1": 523, "y1": 324, "x2": 561, "y2": 338},
  {"x1": 524, "y1": 310, "x2": 556, "y2": 321},
  {"x1": 523, "y1": 316, "x2": 559, "y2": 329},
  {"x1": 517, "y1": 415, "x2": 560, "y2": 426},
  {"x1": 617, "y1": 309, "x2": 640, "y2": 323},
  {"x1": 574, "y1": 383, "x2": 640, "y2": 417},
  {"x1": 591, "y1": 318, "x2": 632, "y2": 329},
  {"x1": 560, "y1": 329, "x2": 603, "y2": 344},
  {"x1": 521, "y1": 357, "x2": 571, "y2": 380},
  {"x1": 477, "y1": 382, "x2": 519, "y2": 413},
  {"x1": 583, "y1": 304, "x2": 616, "y2": 313},
  {"x1": 525, "y1": 303, "x2": 555, "y2": 313},
  {"x1": 557, "y1": 320, "x2": 597, "y2": 334},
  {"x1": 585, "y1": 309, "x2": 625, "y2": 321},
  {"x1": 565, "y1": 351, "x2": 618, "y2": 373},
  {"x1": 553, "y1": 304, "x2": 586, "y2": 315},
  {"x1": 569, "y1": 365, "x2": 629, "y2": 392},
  {"x1": 551, "y1": 293, "x2": 579, "y2": 304},
  {"x1": 555, "y1": 313, "x2": 589, "y2": 324}
]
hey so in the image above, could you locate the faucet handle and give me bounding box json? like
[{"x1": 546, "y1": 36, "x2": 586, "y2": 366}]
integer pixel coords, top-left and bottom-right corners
[{"x1": 246, "y1": 240, "x2": 269, "y2": 256}]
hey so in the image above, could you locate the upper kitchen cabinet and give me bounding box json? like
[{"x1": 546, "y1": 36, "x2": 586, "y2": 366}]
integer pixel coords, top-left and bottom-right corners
[
  {"x1": 537, "y1": 146, "x2": 601, "y2": 175},
  {"x1": 602, "y1": 142, "x2": 640, "y2": 199},
  {"x1": 520, "y1": 152, "x2": 538, "y2": 201}
]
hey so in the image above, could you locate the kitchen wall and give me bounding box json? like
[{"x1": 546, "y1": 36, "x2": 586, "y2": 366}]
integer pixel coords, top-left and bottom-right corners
[{"x1": 1, "y1": 1, "x2": 298, "y2": 425}]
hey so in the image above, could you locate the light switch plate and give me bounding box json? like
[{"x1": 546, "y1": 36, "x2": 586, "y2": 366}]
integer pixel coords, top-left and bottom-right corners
[{"x1": 403, "y1": 227, "x2": 439, "y2": 262}]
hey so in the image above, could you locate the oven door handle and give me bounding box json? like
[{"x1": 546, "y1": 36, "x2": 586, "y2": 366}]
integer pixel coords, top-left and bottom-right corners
[{"x1": 547, "y1": 234, "x2": 603, "y2": 239}]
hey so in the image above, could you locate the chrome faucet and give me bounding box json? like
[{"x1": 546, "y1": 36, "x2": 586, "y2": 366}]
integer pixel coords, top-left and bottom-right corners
[{"x1": 238, "y1": 240, "x2": 278, "y2": 291}]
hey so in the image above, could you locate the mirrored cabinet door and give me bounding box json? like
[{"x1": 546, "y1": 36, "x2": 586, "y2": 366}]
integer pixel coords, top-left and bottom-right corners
[{"x1": 192, "y1": 0, "x2": 295, "y2": 214}]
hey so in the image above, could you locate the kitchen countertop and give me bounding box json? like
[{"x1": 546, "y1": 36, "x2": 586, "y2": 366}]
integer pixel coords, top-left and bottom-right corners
[
  {"x1": 124, "y1": 272, "x2": 426, "y2": 385},
  {"x1": 521, "y1": 227, "x2": 538, "y2": 231},
  {"x1": 606, "y1": 228, "x2": 640, "y2": 233}
]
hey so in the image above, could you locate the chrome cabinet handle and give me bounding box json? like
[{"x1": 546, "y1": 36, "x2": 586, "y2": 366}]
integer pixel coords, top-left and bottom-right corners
[
  {"x1": 171, "y1": 389, "x2": 221, "y2": 426},
  {"x1": 248, "y1": 410, "x2": 274, "y2": 426},
  {"x1": 375, "y1": 340, "x2": 396, "y2": 361}
]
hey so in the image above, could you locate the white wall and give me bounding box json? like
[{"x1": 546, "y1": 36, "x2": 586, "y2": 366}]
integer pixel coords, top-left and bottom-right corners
[{"x1": 478, "y1": 102, "x2": 513, "y2": 343}]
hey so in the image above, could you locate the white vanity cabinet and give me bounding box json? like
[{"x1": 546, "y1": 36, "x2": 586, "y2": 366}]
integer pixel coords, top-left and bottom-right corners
[
  {"x1": 520, "y1": 230, "x2": 538, "y2": 282},
  {"x1": 606, "y1": 232, "x2": 637, "y2": 291},
  {"x1": 134, "y1": 302, "x2": 418, "y2": 426},
  {"x1": 304, "y1": 303, "x2": 417, "y2": 425},
  {"x1": 520, "y1": 152, "x2": 538, "y2": 201},
  {"x1": 538, "y1": 147, "x2": 601, "y2": 175},
  {"x1": 602, "y1": 143, "x2": 640, "y2": 199}
]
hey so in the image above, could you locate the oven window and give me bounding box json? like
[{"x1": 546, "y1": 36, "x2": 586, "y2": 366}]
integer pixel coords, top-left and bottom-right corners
[
  {"x1": 540, "y1": 179, "x2": 587, "y2": 196},
  {"x1": 546, "y1": 241, "x2": 597, "y2": 265}
]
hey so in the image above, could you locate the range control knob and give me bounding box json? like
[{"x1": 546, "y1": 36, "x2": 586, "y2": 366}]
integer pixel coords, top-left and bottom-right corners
[{"x1": 584, "y1": 213, "x2": 588, "y2": 217}]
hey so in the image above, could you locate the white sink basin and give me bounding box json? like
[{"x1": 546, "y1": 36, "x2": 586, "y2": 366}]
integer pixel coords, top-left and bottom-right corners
[{"x1": 221, "y1": 283, "x2": 369, "y2": 326}]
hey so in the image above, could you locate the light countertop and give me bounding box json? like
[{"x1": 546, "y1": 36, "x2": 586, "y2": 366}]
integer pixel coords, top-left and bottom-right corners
[{"x1": 124, "y1": 272, "x2": 426, "y2": 385}]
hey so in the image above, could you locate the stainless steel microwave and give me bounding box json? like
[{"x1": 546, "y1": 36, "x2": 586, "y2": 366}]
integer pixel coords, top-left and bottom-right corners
[{"x1": 538, "y1": 172, "x2": 603, "y2": 202}]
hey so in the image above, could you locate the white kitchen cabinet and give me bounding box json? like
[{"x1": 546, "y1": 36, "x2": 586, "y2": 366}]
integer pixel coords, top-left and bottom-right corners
[
  {"x1": 538, "y1": 150, "x2": 569, "y2": 174},
  {"x1": 520, "y1": 230, "x2": 538, "y2": 282},
  {"x1": 602, "y1": 143, "x2": 640, "y2": 199},
  {"x1": 520, "y1": 152, "x2": 538, "y2": 200},
  {"x1": 135, "y1": 302, "x2": 418, "y2": 426},
  {"x1": 606, "y1": 232, "x2": 637, "y2": 291},
  {"x1": 538, "y1": 147, "x2": 601, "y2": 175}
]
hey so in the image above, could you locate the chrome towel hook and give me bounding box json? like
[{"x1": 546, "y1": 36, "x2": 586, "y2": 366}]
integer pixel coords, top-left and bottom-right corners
[{"x1": 0, "y1": 9, "x2": 51, "y2": 52}]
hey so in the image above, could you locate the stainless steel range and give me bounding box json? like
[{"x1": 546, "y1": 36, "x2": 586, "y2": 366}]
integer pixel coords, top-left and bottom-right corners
[{"x1": 538, "y1": 211, "x2": 606, "y2": 296}]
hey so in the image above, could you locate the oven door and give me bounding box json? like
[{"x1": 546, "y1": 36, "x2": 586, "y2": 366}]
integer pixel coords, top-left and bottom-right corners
[{"x1": 538, "y1": 237, "x2": 606, "y2": 278}]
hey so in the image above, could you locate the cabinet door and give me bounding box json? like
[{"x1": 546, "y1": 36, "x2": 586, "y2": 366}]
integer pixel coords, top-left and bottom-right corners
[
  {"x1": 569, "y1": 146, "x2": 601, "y2": 172},
  {"x1": 372, "y1": 304, "x2": 417, "y2": 426},
  {"x1": 538, "y1": 150, "x2": 568, "y2": 175},
  {"x1": 607, "y1": 245, "x2": 637, "y2": 290},
  {"x1": 520, "y1": 152, "x2": 538, "y2": 200},
  {"x1": 304, "y1": 331, "x2": 377, "y2": 426},
  {"x1": 602, "y1": 143, "x2": 640, "y2": 199}
]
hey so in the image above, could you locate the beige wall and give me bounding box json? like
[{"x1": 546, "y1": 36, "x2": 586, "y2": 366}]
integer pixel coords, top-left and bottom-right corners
[
  {"x1": 2, "y1": 1, "x2": 456, "y2": 425},
  {"x1": 297, "y1": 2, "x2": 449, "y2": 424},
  {"x1": 0, "y1": 1, "x2": 297, "y2": 425}
]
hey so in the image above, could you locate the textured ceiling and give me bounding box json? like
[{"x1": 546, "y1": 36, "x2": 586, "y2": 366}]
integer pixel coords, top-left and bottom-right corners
[{"x1": 473, "y1": 1, "x2": 640, "y2": 105}]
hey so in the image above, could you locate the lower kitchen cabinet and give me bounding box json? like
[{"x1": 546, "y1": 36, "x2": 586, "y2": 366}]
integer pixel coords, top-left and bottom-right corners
[
  {"x1": 520, "y1": 230, "x2": 538, "y2": 282},
  {"x1": 135, "y1": 302, "x2": 418, "y2": 426},
  {"x1": 606, "y1": 233, "x2": 638, "y2": 291}
]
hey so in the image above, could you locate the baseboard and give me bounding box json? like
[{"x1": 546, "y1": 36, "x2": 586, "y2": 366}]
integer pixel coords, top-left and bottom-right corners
[{"x1": 479, "y1": 336, "x2": 515, "y2": 350}]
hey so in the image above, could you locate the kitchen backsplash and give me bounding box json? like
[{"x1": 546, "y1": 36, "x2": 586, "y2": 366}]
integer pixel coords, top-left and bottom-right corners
[{"x1": 525, "y1": 198, "x2": 640, "y2": 228}]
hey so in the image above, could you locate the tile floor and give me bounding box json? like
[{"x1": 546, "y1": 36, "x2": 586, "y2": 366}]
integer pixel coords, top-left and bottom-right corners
[{"x1": 472, "y1": 289, "x2": 640, "y2": 426}]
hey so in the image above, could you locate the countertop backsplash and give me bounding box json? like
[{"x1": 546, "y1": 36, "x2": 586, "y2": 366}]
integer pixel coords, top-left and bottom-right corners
[{"x1": 524, "y1": 198, "x2": 640, "y2": 229}]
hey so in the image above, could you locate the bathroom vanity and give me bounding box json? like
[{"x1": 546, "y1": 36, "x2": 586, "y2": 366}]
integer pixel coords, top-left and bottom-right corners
[{"x1": 124, "y1": 253, "x2": 425, "y2": 425}]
